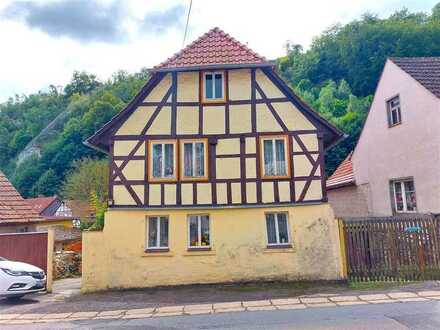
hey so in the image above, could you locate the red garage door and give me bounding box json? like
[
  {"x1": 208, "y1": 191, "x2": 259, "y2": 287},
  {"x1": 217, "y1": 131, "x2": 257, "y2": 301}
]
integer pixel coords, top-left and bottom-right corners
[{"x1": 0, "y1": 232, "x2": 48, "y2": 272}]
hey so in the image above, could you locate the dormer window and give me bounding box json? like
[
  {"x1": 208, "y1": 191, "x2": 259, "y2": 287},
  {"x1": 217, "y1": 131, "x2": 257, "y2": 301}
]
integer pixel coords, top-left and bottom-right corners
[
  {"x1": 202, "y1": 71, "x2": 225, "y2": 102},
  {"x1": 387, "y1": 96, "x2": 401, "y2": 127}
]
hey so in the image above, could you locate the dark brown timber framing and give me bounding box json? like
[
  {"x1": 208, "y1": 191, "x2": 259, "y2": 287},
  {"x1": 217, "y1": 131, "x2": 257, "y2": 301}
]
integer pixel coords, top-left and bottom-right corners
[{"x1": 85, "y1": 65, "x2": 344, "y2": 208}]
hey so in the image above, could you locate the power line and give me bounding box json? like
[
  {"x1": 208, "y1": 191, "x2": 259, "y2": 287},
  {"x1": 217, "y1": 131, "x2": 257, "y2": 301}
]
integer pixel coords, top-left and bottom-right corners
[{"x1": 182, "y1": 0, "x2": 193, "y2": 47}]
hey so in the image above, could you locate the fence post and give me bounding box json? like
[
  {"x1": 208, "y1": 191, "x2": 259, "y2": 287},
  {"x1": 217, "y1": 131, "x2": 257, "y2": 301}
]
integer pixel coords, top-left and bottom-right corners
[
  {"x1": 46, "y1": 228, "x2": 54, "y2": 293},
  {"x1": 338, "y1": 219, "x2": 348, "y2": 279}
]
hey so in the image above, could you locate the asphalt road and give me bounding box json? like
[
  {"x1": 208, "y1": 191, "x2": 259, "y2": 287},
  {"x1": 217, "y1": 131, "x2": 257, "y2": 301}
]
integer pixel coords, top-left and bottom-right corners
[{"x1": 3, "y1": 300, "x2": 440, "y2": 330}]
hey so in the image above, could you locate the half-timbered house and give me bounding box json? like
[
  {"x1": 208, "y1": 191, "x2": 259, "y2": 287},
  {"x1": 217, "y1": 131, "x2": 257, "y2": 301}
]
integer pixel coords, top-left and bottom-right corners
[{"x1": 82, "y1": 28, "x2": 344, "y2": 292}]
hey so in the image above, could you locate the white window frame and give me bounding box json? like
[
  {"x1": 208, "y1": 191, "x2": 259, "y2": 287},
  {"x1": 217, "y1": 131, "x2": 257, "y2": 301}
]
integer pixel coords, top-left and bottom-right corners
[
  {"x1": 392, "y1": 179, "x2": 417, "y2": 213},
  {"x1": 260, "y1": 135, "x2": 290, "y2": 178},
  {"x1": 203, "y1": 71, "x2": 224, "y2": 101},
  {"x1": 146, "y1": 216, "x2": 169, "y2": 249},
  {"x1": 187, "y1": 214, "x2": 211, "y2": 249},
  {"x1": 180, "y1": 139, "x2": 209, "y2": 181},
  {"x1": 387, "y1": 96, "x2": 401, "y2": 127},
  {"x1": 265, "y1": 213, "x2": 291, "y2": 246},
  {"x1": 149, "y1": 140, "x2": 177, "y2": 182}
]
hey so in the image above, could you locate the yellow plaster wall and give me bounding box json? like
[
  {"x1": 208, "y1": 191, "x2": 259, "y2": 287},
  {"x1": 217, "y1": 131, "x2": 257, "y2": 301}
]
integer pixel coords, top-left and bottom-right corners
[
  {"x1": 176, "y1": 107, "x2": 199, "y2": 135},
  {"x1": 148, "y1": 184, "x2": 161, "y2": 205},
  {"x1": 203, "y1": 106, "x2": 225, "y2": 134},
  {"x1": 231, "y1": 183, "x2": 242, "y2": 204},
  {"x1": 82, "y1": 203, "x2": 342, "y2": 292},
  {"x1": 121, "y1": 160, "x2": 144, "y2": 181},
  {"x1": 245, "y1": 158, "x2": 257, "y2": 178},
  {"x1": 216, "y1": 158, "x2": 241, "y2": 179},
  {"x1": 293, "y1": 155, "x2": 313, "y2": 177},
  {"x1": 262, "y1": 182, "x2": 275, "y2": 203},
  {"x1": 164, "y1": 184, "x2": 176, "y2": 205},
  {"x1": 116, "y1": 107, "x2": 155, "y2": 135},
  {"x1": 229, "y1": 104, "x2": 252, "y2": 133},
  {"x1": 113, "y1": 186, "x2": 136, "y2": 205},
  {"x1": 245, "y1": 137, "x2": 256, "y2": 154},
  {"x1": 146, "y1": 106, "x2": 171, "y2": 135},
  {"x1": 143, "y1": 74, "x2": 171, "y2": 102},
  {"x1": 278, "y1": 181, "x2": 291, "y2": 202},
  {"x1": 272, "y1": 102, "x2": 316, "y2": 131},
  {"x1": 256, "y1": 104, "x2": 282, "y2": 132},
  {"x1": 294, "y1": 180, "x2": 322, "y2": 201},
  {"x1": 197, "y1": 183, "x2": 212, "y2": 204},
  {"x1": 216, "y1": 138, "x2": 240, "y2": 155},
  {"x1": 216, "y1": 183, "x2": 228, "y2": 204},
  {"x1": 255, "y1": 69, "x2": 285, "y2": 98},
  {"x1": 246, "y1": 182, "x2": 257, "y2": 203},
  {"x1": 181, "y1": 183, "x2": 193, "y2": 205},
  {"x1": 177, "y1": 72, "x2": 198, "y2": 102},
  {"x1": 293, "y1": 134, "x2": 319, "y2": 152},
  {"x1": 228, "y1": 69, "x2": 251, "y2": 100}
]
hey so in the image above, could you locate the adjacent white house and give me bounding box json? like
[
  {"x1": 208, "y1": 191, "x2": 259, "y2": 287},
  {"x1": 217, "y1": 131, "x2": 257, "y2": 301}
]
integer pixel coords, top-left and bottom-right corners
[{"x1": 327, "y1": 57, "x2": 440, "y2": 217}]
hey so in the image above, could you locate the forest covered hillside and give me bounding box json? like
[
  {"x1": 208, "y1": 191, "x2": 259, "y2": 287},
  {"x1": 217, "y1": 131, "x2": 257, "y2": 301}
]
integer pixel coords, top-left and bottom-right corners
[{"x1": 1, "y1": 3, "x2": 440, "y2": 198}]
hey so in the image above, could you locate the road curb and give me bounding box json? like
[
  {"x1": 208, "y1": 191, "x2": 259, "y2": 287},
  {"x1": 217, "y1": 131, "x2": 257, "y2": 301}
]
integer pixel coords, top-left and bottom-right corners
[{"x1": 1, "y1": 289, "x2": 440, "y2": 325}]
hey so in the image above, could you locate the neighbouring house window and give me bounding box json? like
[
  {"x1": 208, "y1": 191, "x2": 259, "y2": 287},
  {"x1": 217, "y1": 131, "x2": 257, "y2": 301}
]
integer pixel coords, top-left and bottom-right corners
[
  {"x1": 387, "y1": 96, "x2": 401, "y2": 126},
  {"x1": 266, "y1": 213, "x2": 290, "y2": 246},
  {"x1": 203, "y1": 72, "x2": 224, "y2": 101},
  {"x1": 149, "y1": 141, "x2": 177, "y2": 181},
  {"x1": 261, "y1": 136, "x2": 289, "y2": 178},
  {"x1": 391, "y1": 179, "x2": 417, "y2": 212},
  {"x1": 181, "y1": 139, "x2": 208, "y2": 180},
  {"x1": 188, "y1": 215, "x2": 210, "y2": 248},
  {"x1": 147, "y1": 216, "x2": 169, "y2": 249}
]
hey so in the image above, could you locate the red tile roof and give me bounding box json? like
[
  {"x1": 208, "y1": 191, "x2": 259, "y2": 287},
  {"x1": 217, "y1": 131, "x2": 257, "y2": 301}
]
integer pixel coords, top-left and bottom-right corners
[
  {"x1": 26, "y1": 196, "x2": 58, "y2": 214},
  {"x1": 326, "y1": 152, "x2": 355, "y2": 189},
  {"x1": 154, "y1": 27, "x2": 270, "y2": 70},
  {"x1": 390, "y1": 57, "x2": 440, "y2": 98},
  {"x1": 0, "y1": 171, "x2": 43, "y2": 224}
]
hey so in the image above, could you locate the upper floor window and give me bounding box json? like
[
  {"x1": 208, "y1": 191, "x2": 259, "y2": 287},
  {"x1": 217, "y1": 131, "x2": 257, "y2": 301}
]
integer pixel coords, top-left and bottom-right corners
[
  {"x1": 147, "y1": 216, "x2": 169, "y2": 250},
  {"x1": 260, "y1": 135, "x2": 290, "y2": 178},
  {"x1": 180, "y1": 139, "x2": 208, "y2": 181},
  {"x1": 391, "y1": 178, "x2": 417, "y2": 213},
  {"x1": 266, "y1": 213, "x2": 291, "y2": 247},
  {"x1": 387, "y1": 96, "x2": 401, "y2": 127},
  {"x1": 149, "y1": 140, "x2": 177, "y2": 181},
  {"x1": 203, "y1": 72, "x2": 224, "y2": 102}
]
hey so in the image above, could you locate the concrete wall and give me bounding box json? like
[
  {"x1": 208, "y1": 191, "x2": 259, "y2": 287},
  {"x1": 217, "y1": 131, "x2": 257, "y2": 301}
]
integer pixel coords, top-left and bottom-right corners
[
  {"x1": 327, "y1": 185, "x2": 370, "y2": 218},
  {"x1": 0, "y1": 224, "x2": 37, "y2": 233},
  {"x1": 353, "y1": 60, "x2": 440, "y2": 215},
  {"x1": 82, "y1": 203, "x2": 342, "y2": 292}
]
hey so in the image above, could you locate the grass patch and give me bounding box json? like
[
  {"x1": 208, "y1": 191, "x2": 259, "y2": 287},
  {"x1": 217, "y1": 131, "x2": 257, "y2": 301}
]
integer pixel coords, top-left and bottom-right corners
[{"x1": 348, "y1": 281, "x2": 415, "y2": 291}]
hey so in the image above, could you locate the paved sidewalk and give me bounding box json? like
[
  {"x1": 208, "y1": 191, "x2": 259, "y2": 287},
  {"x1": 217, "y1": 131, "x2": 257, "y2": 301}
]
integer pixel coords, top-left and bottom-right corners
[{"x1": 1, "y1": 289, "x2": 440, "y2": 325}]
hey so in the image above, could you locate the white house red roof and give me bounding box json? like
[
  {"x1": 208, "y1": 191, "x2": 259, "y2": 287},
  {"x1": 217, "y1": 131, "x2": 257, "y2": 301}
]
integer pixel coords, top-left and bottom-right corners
[
  {"x1": 154, "y1": 27, "x2": 270, "y2": 70},
  {"x1": 326, "y1": 152, "x2": 355, "y2": 189}
]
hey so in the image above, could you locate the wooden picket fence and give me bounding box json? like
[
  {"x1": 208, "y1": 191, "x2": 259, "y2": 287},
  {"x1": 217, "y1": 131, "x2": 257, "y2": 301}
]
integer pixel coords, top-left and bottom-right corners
[{"x1": 340, "y1": 214, "x2": 440, "y2": 281}]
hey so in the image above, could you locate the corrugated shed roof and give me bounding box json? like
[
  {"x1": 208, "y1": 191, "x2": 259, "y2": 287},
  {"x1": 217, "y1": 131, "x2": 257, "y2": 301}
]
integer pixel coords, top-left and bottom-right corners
[
  {"x1": 0, "y1": 171, "x2": 43, "y2": 224},
  {"x1": 326, "y1": 152, "x2": 355, "y2": 189},
  {"x1": 154, "y1": 27, "x2": 270, "y2": 70},
  {"x1": 390, "y1": 57, "x2": 440, "y2": 99}
]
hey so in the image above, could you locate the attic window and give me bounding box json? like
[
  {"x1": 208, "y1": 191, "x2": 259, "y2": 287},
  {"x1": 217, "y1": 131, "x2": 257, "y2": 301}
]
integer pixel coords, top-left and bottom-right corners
[
  {"x1": 387, "y1": 96, "x2": 401, "y2": 127},
  {"x1": 202, "y1": 72, "x2": 225, "y2": 102}
]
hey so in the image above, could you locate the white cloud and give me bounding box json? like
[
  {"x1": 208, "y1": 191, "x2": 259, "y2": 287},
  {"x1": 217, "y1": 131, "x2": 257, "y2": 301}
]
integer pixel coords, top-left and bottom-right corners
[{"x1": 0, "y1": 0, "x2": 437, "y2": 102}]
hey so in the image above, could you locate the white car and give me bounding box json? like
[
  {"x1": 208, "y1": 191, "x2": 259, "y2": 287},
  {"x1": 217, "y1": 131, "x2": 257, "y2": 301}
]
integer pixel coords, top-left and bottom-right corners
[{"x1": 0, "y1": 257, "x2": 46, "y2": 299}]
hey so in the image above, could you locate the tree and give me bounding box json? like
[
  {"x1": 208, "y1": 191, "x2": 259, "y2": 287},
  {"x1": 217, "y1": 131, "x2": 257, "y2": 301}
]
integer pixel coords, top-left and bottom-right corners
[
  {"x1": 64, "y1": 71, "x2": 101, "y2": 98},
  {"x1": 31, "y1": 169, "x2": 59, "y2": 196},
  {"x1": 61, "y1": 158, "x2": 108, "y2": 203}
]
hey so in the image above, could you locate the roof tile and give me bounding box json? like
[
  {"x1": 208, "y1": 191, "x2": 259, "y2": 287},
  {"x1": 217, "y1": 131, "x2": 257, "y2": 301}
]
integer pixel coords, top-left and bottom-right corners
[
  {"x1": 390, "y1": 57, "x2": 440, "y2": 98},
  {"x1": 326, "y1": 152, "x2": 355, "y2": 189},
  {"x1": 154, "y1": 27, "x2": 269, "y2": 70},
  {"x1": 0, "y1": 171, "x2": 44, "y2": 224}
]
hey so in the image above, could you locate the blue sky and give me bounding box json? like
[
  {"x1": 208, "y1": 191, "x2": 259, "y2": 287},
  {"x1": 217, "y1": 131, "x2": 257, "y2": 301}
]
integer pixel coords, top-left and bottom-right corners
[{"x1": 0, "y1": 0, "x2": 437, "y2": 102}]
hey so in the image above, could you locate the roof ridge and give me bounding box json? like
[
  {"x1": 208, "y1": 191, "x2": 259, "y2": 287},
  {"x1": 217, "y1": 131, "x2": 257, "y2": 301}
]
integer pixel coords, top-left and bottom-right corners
[{"x1": 154, "y1": 27, "x2": 268, "y2": 70}]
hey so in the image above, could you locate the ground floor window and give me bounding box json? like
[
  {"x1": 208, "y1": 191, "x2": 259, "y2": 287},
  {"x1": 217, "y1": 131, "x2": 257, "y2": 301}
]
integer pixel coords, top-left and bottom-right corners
[
  {"x1": 391, "y1": 178, "x2": 417, "y2": 212},
  {"x1": 147, "y1": 216, "x2": 169, "y2": 249},
  {"x1": 188, "y1": 215, "x2": 210, "y2": 248},
  {"x1": 265, "y1": 213, "x2": 291, "y2": 246}
]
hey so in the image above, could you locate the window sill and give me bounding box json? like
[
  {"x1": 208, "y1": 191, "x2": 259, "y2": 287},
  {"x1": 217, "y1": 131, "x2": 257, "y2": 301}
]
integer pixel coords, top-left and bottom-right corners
[
  {"x1": 264, "y1": 245, "x2": 295, "y2": 253},
  {"x1": 183, "y1": 247, "x2": 215, "y2": 256},
  {"x1": 143, "y1": 248, "x2": 173, "y2": 257}
]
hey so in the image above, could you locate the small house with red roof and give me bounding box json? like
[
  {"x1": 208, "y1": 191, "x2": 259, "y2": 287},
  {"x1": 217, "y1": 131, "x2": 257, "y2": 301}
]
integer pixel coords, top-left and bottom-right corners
[
  {"x1": 82, "y1": 28, "x2": 344, "y2": 291},
  {"x1": 0, "y1": 170, "x2": 44, "y2": 233},
  {"x1": 327, "y1": 57, "x2": 440, "y2": 217},
  {"x1": 26, "y1": 195, "x2": 76, "y2": 228}
]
